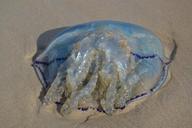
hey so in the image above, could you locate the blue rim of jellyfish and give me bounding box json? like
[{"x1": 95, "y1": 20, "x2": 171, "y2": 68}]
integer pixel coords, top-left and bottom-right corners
[
  {"x1": 32, "y1": 52, "x2": 161, "y2": 88},
  {"x1": 32, "y1": 51, "x2": 168, "y2": 90},
  {"x1": 32, "y1": 51, "x2": 169, "y2": 112}
]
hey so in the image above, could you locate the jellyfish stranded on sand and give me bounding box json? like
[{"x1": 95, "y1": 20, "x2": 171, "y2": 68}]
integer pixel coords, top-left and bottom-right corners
[{"x1": 32, "y1": 20, "x2": 177, "y2": 115}]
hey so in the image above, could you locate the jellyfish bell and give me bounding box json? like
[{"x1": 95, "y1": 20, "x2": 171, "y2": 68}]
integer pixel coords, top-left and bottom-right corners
[{"x1": 32, "y1": 20, "x2": 177, "y2": 119}]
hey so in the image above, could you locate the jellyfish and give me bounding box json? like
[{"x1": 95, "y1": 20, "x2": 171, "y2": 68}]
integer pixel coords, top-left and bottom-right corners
[{"x1": 32, "y1": 20, "x2": 177, "y2": 115}]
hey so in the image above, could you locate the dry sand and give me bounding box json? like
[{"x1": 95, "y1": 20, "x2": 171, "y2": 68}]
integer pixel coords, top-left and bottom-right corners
[{"x1": 0, "y1": 0, "x2": 192, "y2": 128}]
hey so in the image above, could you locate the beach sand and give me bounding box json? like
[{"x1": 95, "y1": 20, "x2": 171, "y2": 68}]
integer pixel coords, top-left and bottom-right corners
[{"x1": 0, "y1": 0, "x2": 192, "y2": 127}]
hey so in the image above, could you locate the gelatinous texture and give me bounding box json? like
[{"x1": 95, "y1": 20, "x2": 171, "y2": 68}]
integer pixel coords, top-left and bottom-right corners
[{"x1": 32, "y1": 21, "x2": 176, "y2": 115}]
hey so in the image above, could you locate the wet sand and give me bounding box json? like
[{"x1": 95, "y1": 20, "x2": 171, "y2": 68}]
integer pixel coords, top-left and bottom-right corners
[{"x1": 0, "y1": 0, "x2": 192, "y2": 128}]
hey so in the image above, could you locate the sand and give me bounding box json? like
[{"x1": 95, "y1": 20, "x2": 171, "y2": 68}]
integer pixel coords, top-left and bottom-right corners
[{"x1": 0, "y1": 0, "x2": 192, "y2": 128}]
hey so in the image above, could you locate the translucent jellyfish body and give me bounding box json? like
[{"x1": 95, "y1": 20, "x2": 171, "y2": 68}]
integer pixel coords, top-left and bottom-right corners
[{"x1": 32, "y1": 21, "x2": 176, "y2": 115}]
